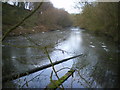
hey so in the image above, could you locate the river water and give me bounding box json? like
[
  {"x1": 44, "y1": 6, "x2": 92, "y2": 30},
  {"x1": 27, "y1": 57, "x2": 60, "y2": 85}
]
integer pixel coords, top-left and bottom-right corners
[{"x1": 2, "y1": 27, "x2": 119, "y2": 88}]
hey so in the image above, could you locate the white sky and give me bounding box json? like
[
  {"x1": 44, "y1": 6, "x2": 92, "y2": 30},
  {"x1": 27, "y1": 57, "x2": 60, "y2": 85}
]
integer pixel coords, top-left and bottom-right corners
[
  {"x1": 50, "y1": 0, "x2": 81, "y2": 14},
  {"x1": 50, "y1": 0, "x2": 97, "y2": 14},
  {"x1": 7, "y1": 0, "x2": 98, "y2": 14}
]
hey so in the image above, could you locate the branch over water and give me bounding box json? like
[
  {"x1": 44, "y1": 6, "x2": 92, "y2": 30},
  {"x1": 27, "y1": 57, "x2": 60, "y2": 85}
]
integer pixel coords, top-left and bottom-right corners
[{"x1": 2, "y1": 54, "x2": 84, "y2": 83}]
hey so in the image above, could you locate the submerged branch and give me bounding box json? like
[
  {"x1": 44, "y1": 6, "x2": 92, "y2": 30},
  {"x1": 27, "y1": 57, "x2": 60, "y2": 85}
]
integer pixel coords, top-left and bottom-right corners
[
  {"x1": 44, "y1": 47, "x2": 64, "y2": 88},
  {"x1": 21, "y1": 70, "x2": 44, "y2": 88},
  {"x1": 45, "y1": 69, "x2": 75, "y2": 89},
  {"x1": 3, "y1": 54, "x2": 84, "y2": 83}
]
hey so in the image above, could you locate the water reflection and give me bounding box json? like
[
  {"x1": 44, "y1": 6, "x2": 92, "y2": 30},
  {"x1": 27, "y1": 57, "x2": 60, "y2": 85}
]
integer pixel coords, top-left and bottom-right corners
[
  {"x1": 55, "y1": 29, "x2": 83, "y2": 55},
  {"x1": 2, "y1": 27, "x2": 118, "y2": 88}
]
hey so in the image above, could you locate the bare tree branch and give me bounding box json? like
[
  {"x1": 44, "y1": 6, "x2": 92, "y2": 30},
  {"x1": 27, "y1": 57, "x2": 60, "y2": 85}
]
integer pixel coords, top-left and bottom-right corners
[{"x1": 2, "y1": 2, "x2": 43, "y2": 41}]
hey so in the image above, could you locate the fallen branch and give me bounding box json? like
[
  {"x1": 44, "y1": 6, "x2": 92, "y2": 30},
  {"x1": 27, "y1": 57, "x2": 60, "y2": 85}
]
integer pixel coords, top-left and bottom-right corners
[
  {"x1": 44, "y1": 47, "x2": 64, "y2": 88},
  {"x1": 45, "y1": 69, "x2": 75, "y2": 89},
  {"x1": 3, "y1": 54, "x2": 84, "y2": 83}
]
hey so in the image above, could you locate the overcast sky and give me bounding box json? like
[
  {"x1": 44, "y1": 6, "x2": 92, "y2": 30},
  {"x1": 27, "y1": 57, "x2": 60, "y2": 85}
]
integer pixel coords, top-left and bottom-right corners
[
  {"x1": 50, "y1": 0, "x2": 81, "y2": 14},
  {"x1": 6, "y1": 0, "x2": 97, "y2": 14},
  {"x1": 50, "y1": 0, "x2": 96, "y2": 14}
]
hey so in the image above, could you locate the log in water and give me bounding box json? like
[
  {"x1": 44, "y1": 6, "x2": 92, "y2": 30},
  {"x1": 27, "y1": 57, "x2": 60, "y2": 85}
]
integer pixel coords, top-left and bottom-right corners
[
  {"x1": 3, "y1": 54, "x2": 83, "y2": 83},
  {"x1": 45, "y1": 69, "x2": 75, "y2": 89}
]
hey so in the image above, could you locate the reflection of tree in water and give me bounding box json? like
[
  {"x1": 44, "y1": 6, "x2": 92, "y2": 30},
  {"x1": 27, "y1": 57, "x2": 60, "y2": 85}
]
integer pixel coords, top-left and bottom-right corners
[
  {"x1": 2, "y1": 56, "x2": 16, "y2": 76},
  {"x1": 90, "y1": 59, "x2": 118, "y2": 88},
  {"x1": 74, "y1": 55, "x2": 118, "y2": 88},
  {"x1": 73, "y1": 56, "x2": 91, "y2": 88}
]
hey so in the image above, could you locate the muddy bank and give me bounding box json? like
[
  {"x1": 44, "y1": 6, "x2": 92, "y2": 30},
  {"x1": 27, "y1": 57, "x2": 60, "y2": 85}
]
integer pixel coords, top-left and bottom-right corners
[{"x1": 7, "y1": 24, "x2": 63, "y2": 36}]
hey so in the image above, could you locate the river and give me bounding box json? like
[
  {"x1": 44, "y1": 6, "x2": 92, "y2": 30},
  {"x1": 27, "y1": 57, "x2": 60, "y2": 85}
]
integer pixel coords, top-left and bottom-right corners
[{"x1": 2, "y1": 27, "x2": 119, "y2": 88}]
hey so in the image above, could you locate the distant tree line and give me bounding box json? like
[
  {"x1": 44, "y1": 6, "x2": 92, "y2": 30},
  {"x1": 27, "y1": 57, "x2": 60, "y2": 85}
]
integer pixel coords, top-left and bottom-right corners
[
  {"x1": 3, "y1": 1, "x2": 73, "y2": 35},
  {"x1": 74, "y1": 2, "x2": 119, "y2": 43},
  {"x1": 33, "y1": 2, "x2": 73, "y2": 29}
]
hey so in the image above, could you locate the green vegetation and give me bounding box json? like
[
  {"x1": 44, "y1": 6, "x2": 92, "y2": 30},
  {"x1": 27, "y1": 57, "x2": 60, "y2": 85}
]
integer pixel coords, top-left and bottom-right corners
[
  {"x1": 2, "y1": 2, "x2": 119, "y2": 42},
  {"x1": 46, "y1": 69, "x2": 75, "y2": 89},
  {"x1": 2, "y1": 3, "x2": 30, "y2": 33},
  {"x1": 2, "y1": 2, "x2": 73, "y2": 36},
  {"x1": 74, "y1": 2, "x2": 119, "y2": 43}
]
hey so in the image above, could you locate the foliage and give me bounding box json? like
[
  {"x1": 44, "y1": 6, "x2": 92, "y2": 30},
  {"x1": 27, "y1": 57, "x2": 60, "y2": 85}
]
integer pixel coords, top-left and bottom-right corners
[
  {"x1": 38, "y1": 8, "x2": 73, "y2": 28},
  {"x1": 2, "y1": 3, "x2": 37, "y2": 33},
  {"x1": 74, "y1": 2, "x2": 119, "y2": 42},
  {"x1": 2, "y1": 2, "x2": 73, "y2": 36},
  {"x1": 46, "y1": 69, "x2": 75, "y2": 89}
]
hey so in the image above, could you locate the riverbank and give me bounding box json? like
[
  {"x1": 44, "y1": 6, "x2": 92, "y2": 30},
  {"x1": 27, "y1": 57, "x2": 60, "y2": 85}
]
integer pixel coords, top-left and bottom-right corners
[
  {"x1": 3, "y1": 27, "x2": 119, "y2": 88},
  {"x1": 80, "y1": 27, "x2": 119, "y2": 44},
  {"x1": 74, "y1": 2, "x2": 119, "y2": 44},
  {"x1": 2, "y1": 2, "x2": 73, "y2": 37},
  {"x1": 7, "y1": 24, "x2": 62, "y2": 36}
]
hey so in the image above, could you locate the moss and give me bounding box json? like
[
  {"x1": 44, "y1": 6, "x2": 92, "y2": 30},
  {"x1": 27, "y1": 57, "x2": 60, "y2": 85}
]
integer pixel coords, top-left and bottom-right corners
[{"x1": 46, "y1": 69, "x2": 75, "y2": 89}]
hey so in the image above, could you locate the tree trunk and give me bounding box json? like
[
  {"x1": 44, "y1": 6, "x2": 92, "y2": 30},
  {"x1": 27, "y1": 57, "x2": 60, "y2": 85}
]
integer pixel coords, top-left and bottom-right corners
[{"x1": 3, "y1": 54, "x2": 83, "y2": 83}]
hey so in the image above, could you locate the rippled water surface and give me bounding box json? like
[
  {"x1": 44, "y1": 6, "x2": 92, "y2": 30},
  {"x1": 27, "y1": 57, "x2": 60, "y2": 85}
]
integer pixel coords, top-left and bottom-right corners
[{"x1": 2, "y1": 27, "x2": 119, "y2": 88}]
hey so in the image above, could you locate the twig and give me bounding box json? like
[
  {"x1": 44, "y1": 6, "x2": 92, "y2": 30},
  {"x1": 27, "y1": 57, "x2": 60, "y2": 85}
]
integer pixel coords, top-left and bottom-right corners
[
  {"x1": 54, "y1": 48, "x2": 75, "y2": 55},
  {"x1": 45, "y1": 69, "x2": 75, "y2": 89},
  {"x1": 3, "y1": 54, "x2": 83, "y2": 83},
  {"x1": 76, "y1": 70, "x2": 91, "y2": 88},
  {"x1": 50, "y1": 71, "x2": 53, "y2": 82},
  {"x1": 21, "y1": 70, "x2": 44, "y2": 88},
  {"x1": 23, "y1": 34, "x2": 40, "y2": 47},
  {"x1": 44, "y1": 47, "x2": 64, "y2": 89},
  {"x1": 50, "y1": 71, "x2": 62, "y2": 89},
  {"x1": 56, "y1": 67, "x2": 71, "y2": 73},
  {"x1": 2, "y1": 2, "x2": 43, "y2": 41},
  {"x1": 3, "y1": 42, "x2": 40, "y2": 49}
]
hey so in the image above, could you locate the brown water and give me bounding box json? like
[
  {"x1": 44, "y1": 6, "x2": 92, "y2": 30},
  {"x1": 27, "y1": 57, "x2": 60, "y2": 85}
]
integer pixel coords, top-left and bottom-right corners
[{"x1": 2, "y1": 27, "x2": 119, "y2": 88}]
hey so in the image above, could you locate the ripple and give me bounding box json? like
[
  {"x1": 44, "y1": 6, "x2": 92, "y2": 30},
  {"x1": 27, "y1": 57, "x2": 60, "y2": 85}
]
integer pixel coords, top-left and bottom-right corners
[
  {"x1": 89, "y1": 45, "x2": 95, "y2": 48},
  {"x1": 102, "y1": 45, "x2": 107, "y2": 48},
  {"x1": 103, "y1": 48, "x2": 109, "y2": 52},
  {"x1": 75, "y1": 32, "x2": 80, "y2": 34}
]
